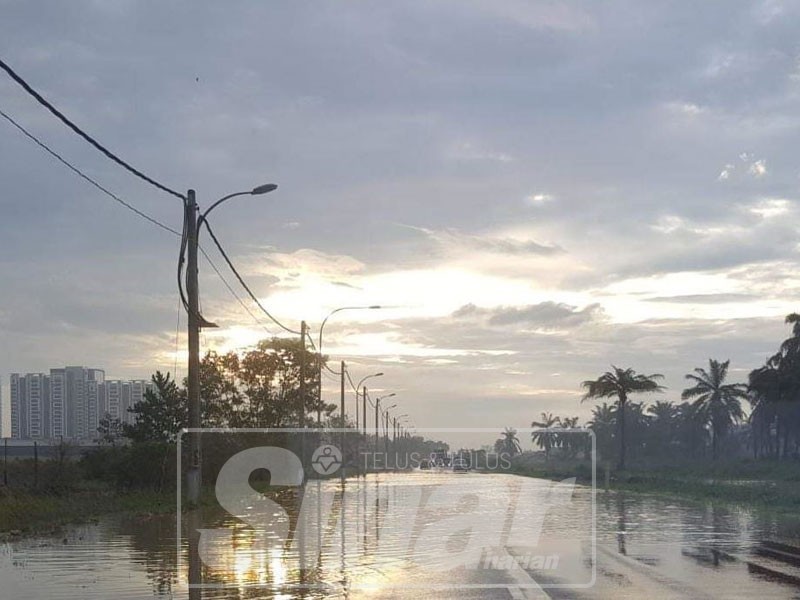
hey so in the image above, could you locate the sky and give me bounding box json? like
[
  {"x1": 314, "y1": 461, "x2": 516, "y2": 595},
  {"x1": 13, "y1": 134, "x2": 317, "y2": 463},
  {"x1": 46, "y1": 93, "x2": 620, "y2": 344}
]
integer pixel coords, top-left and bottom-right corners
[{"x1": 2, "y1": 0, "x2": 800, "y2": 447}]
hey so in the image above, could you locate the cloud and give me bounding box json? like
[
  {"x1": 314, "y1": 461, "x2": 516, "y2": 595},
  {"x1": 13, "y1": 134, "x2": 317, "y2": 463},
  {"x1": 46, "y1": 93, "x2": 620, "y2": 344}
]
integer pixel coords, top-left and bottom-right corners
[
  {"x1": 453, "y1": 301, "x2": 605, "y2": 329},
  {"x1": 446, "y1": 141, "x2": 513, "y2": 163},
  {"x1": 413, "y1": 226, "x2": 564, "y2": 256},
  {"x1": 3, "y1": 1, "x2": 800, "y2": 441},
  {"x1": 747, "y1": 198, "x2": 791, "y2": 218},
  {"x1": 749, "y1": 158, "x2": 768, "y2": 178},
  {"x1": 644, "y1": 293, "x2": 758, "y2": 304}
]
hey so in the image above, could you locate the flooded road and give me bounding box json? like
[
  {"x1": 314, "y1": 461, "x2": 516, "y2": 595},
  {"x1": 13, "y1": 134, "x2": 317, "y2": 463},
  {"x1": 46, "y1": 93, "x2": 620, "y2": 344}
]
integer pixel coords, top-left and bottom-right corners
[{"x1": 2, "y1": 472, "x2": 800, "y2": 599}]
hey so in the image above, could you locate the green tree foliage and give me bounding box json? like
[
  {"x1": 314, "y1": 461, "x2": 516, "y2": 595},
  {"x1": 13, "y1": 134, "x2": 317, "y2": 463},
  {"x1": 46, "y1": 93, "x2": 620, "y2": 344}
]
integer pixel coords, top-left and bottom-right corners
[
  {"x1": 125, "y1": 371, "x2": 186, "y2": 443},
  {"x1": 682, "y1": 359, "x2": 747, "y2": 460},
  {"x1": 200, "y1": 338, "x2": 335, "y2": 428},
  {"x1": 97, "y1": 414, "x2": 124, "y2": 446},
  {"x1": 531, "y1": 412, "x2": 559, "y2": 459},
  {"x1": 581, "y1": 367, "x2": 664, "y2": 469},
  {"x1": 588, "y1": 402, "x2": 616, "y2": 461},
  {"x1": 495, "y1": 427, "x2": 522, "y2": 456},
  {"x1": 749, "y1": 313, "x2": 800, "y2": 459}
]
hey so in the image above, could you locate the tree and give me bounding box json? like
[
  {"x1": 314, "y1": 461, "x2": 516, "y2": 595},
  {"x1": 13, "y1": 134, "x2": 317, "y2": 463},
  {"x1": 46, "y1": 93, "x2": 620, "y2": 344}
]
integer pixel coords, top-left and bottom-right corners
[
  {"x1": 675, "y1": 401, "x2": 708, "y2": 458},
  {"x1": 557, "y1": 416, "x2": 581, "y2": 458},
  {"x1": 647, "y1": 400, "x2": 677, "y2": 456},
  {"x1": 531, "y1": 413, "x2": 559, "y2": 460},
  {"x1": 97, "y1": 414, "x2": 124, "y2": 446},
  {"x1": 199, "y1": 338, "x2": 334, "y2": 428},
  {"x1": 125, "y1": 371, "x2": 186, "y2": 443},
  {"x1": 748, "y1": 314, "x2": 800, "y2": 459},
  {"x1": 582, "y1": 366, "x2": 664, "y2": 470},
  {"x1": 748, "y1": 363, "x2": 779, "y2": 458},
  {"x1": 588, "y1": 403, "x2": 616, "y2": 462},
  {"x1": 496, "y1": 427, "x2": 522, "y2": 457},
  {"x1": 682, "y1": 359, "x2": 747, "y2": 460}
]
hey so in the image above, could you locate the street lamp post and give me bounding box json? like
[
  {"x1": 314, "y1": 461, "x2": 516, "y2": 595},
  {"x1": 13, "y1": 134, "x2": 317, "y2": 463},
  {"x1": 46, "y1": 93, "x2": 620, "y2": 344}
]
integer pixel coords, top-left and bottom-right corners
[
  {"x1": 317, "y1": 305, "x2": 381, "y2": 425},
  {"x1": 354, "y1": 372, "x2": 382, "y2": 475},
  {"x1": 184, "y1": 184, "x2": 277, "y2": 505},
  {"x1": 381, "y1": 402, "x2": 397, "y2": 463}
]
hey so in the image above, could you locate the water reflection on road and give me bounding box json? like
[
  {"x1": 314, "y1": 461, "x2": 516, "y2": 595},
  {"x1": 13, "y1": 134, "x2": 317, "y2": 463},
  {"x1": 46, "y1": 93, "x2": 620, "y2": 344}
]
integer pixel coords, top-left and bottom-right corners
[{"x1": 2, "y1": 472, "x2": 800, "y2": 599}]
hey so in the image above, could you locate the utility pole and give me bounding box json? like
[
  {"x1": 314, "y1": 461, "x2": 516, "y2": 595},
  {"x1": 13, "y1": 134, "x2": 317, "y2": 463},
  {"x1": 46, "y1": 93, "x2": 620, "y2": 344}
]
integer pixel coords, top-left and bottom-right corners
[
  {"x1": 299, "y1": 320, "x2": 307, "y2": 468},
  {"x1": 375, "y1": 397, "x2": 380, "y2": 459},
  {"x1": 362, "y1": 386, "x2": 367, "y2": 439},
  {"x1": 340, "y1": 360, "x2": 345, "y2": 480},
  {"x1": 186, "y1": 189, "x2": 201, "y2": 505},
  {"x1": 316, "y1": 338, "x2": 322, "y2": 426},
  {"x1": 355, "y1": 386, "x2": 359, "y2": 431},
  {"x1": 361, "y1": 386, "x2": 367, "y2": 477},
  {"x1": 384, "y1": 410, "x2": 389, "y2": 463},
  {"x1": 299, "y1": 320, "x2": 307, "y2": 427}
]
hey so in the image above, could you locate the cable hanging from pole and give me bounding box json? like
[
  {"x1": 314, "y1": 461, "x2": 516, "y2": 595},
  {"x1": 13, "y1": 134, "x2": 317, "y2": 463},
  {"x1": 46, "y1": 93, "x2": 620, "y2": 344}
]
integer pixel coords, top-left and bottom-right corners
[
  {"x1": 202, "y1": 218, "x2": 302, "y2": 336},
  {"x1": 0, "y1": 105, "x2": 272, "y2": 337},
  {"x1": 0, "y1": 106, "x2": 180, "y2": 235},
  {"x1": 0, "y1": 57, "x2": 186, "y2": 201}
]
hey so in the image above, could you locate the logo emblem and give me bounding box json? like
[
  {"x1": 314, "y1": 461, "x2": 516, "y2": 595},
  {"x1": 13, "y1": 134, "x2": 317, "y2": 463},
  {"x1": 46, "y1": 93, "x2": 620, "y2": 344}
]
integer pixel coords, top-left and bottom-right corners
[{"x1": 311, "y1": 444, "x2": 342, "y2": 475}]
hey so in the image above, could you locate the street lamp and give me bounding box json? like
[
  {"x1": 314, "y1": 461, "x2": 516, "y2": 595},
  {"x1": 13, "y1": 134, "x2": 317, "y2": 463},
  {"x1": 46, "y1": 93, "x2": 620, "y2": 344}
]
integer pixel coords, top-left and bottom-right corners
[
  {"x1": 357, "y1": 372, "x2": 383, "y2": 435},
  {"x1": 380, "y1": 402, "x2": 397, "y2": 466},
  {"x1": 184, "y1": 184, "x2": 277, "y2": 505},
  {"x1": 317, "y1": 305, "x2": 382, "y2": 425}
]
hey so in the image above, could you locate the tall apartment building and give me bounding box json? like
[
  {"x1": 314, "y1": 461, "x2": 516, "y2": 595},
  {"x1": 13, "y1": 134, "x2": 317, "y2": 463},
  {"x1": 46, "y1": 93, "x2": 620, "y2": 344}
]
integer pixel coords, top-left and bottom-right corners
[
  {"x1": 9, "y1": 367, "x2": 152, "y2": 441},
  {"x1": 104, "y1": 379, "x2": 154, "y2": 426},
  {"x1": 10, "y1": 373, "x2": 50, "y2": 439}
]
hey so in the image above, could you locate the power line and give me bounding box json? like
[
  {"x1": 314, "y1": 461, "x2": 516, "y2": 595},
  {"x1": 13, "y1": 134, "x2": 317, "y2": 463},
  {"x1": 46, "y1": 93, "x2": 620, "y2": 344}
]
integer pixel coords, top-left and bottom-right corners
[
  {"x1": 0, "y1": 106, "x2": 180, "y2": 236},
  {"x1": 202, "y1": 218, "x2": 302, "y2": 336},
  {"x1": 0, "y1": 58, "x2": 185, "y2": 201},
  {"x1": 0, "y1": 104, "x2": 276, "y2": 340},
  {"x1": 198, "y1": 245, "x2": 276, "y2": 337}
]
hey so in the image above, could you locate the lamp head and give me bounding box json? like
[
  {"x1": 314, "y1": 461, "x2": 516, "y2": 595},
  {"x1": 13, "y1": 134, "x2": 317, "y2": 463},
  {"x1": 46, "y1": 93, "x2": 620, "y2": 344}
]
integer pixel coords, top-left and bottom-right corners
[{"x1": 251, "y1": 183, "x2": 278, "y2": 195}]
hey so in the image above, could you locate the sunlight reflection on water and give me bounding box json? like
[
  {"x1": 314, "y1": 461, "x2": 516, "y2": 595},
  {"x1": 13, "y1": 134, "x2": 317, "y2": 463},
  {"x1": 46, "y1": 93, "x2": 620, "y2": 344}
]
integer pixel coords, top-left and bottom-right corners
[{"x1": 2, "y1": 472, "x2": 800, "y2": 598}]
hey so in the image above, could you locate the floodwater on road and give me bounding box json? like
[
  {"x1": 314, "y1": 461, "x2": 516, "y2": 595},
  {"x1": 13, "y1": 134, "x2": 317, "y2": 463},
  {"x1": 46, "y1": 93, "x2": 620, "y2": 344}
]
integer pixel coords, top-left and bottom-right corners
[{"x1": 2, "y1": 472, "x2": 800, "y2": 599}]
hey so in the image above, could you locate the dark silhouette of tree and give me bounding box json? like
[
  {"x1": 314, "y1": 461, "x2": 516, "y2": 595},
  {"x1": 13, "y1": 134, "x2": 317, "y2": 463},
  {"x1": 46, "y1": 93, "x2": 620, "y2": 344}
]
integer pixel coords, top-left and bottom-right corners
[
  {"x1": 588, "y1": 402, "x2": 616, "y2": 462},
  {"x1": 748, "y1": 314, "x2": 800, "y2": 459},
  {"x1": 647, "y1": 401, "x2": 677, "y2": 455},
  {"x1": 682, "y1": 359, "x2": 747, "y2": 461},
  {"x1": 674, "y1": 401, "x2": 708, "y2": 458},
  {"x1": 199, "y1": 338, "x2": 334, "y2": 428},
  {"x1": 125, "y1": 371, "x2": 186, "y2": 443},
  {"x1": 531, "y1": 412, "x2": 559, "y2": 459},
  {"x1": 582, "y1": 366, "x2": 664, "y2": 469},
  {"x1": 97, "y1": 414, "x2": 124, "y2": 446},
  {"x1": 496, "y1": 427, "x2": 522, "y2": 456},
  {"x1": 558, "y1": 416, "x2": 581, "y2": 457}
]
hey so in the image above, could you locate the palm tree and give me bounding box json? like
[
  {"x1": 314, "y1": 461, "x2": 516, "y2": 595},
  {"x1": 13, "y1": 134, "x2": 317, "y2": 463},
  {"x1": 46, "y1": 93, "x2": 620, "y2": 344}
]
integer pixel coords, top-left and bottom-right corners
[
  {"x1": 747, "y1": 314, "x2": 800, "y2": 459},
  {"x1": 682, "y1": 359, "x2": 747, "y2": 460},
  {"x1": 558, "y1": 416, "x2": 581, "y2": 457},
  {"x1": 748, "y1": 363, "x2": 779, "y2": 459},
  {"x1": 582, "y1": 366, "x2": 664, "y2": 470},
  {"x1": 531, "y1": 412, "x2": 560, "y2": 459},
  {"x1": 588, "y1": 403, "x2": 616, "y2": 461},
  {"x1": 647, "y1": 400, "x2": 677, "y2": 455},
  {"x1": 498, "y1": 427, "x2": 522, "y2": 456},
  {"x1": 676, "y1": 401, "x2": 708, "y2": 458}
]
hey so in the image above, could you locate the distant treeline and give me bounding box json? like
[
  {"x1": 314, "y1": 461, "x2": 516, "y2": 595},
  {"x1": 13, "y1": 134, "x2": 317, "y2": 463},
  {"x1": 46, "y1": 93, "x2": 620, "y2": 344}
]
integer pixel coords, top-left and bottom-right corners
[{"x1": 497, "y1": 313, "x2": 800, "y2": 468}]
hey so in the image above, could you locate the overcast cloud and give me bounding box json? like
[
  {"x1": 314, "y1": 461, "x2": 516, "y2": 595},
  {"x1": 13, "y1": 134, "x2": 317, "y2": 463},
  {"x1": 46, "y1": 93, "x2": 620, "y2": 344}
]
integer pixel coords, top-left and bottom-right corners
[{"x1": 2, "y1": 1, "x2": 800, "y2": 446}]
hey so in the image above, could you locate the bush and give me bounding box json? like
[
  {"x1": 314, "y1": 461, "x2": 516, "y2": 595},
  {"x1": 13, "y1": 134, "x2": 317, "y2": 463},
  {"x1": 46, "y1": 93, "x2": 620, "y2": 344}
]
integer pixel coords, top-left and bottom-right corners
[{"x1": 81, "y1": 443, "x2": 176, "y2": 492}]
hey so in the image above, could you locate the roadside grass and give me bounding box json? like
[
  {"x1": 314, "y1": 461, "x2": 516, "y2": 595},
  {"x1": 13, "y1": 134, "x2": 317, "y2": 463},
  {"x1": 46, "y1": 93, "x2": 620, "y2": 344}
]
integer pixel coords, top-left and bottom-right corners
[
  {"x1": 504, "y1": 454, "x2": 800, "y2": 511},
  {"x1": 0, "y1": 484, "x2": 177, "y2": 535}
]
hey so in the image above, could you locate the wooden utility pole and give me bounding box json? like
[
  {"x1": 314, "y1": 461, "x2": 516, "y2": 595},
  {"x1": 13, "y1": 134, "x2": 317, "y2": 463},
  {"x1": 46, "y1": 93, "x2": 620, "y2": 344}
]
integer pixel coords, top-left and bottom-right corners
[
  {"x1": 186, "y1": 189, "x2": 201, "y2": 505},
  {"x1": 340, "y1": 360, "x2": 345, "y2": 481}
]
